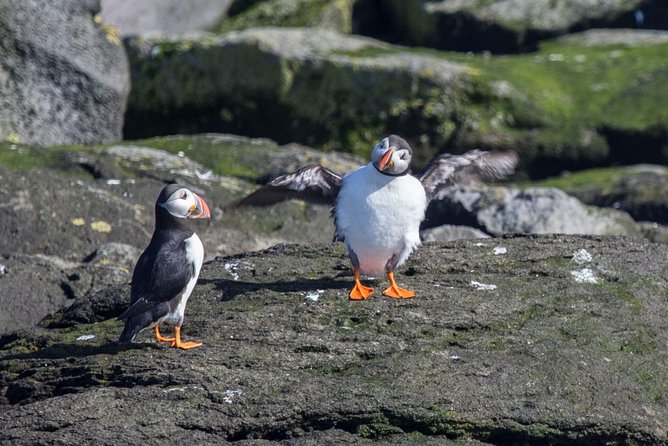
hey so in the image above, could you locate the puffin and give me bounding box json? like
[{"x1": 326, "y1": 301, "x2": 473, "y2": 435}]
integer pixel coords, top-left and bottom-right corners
[
  {"x1": 119, "y1": 183, "x2": 211, "y2": 349},
  {"x1": 238, "y1": 135, "x2": 518, "y2": 300}
]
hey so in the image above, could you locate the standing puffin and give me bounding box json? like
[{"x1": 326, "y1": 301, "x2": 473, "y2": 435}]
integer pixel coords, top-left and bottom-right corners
[
  {"x1": 238, "y1": 135, "x2": 517, "y2": 300},
  {"x1": 119, "y1": 184, "x2": 211, "y2": 349}
]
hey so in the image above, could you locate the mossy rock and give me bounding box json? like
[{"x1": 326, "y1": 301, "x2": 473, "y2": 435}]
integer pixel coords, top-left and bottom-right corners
[
  {"x1": 526, "y1": 164, "x2": 668, "y2": 223},
  {"x1": 123, "y1": 27, "x2": 668, "y2": 177},
  {"x1": 1, "y1": 236, "x2": 667, "y2": 444},
  {"x1": 355, "y1": 0, "x2": 666, "y2": 54},
  {"x1": 215, "y1": 0, "x2": 356, "y2": 34}
]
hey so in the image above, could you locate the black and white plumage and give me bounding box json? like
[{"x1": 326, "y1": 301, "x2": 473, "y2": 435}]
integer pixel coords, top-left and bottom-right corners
[
  {"x1": 238, "y1": 135, "x2": 518, "y2": 299},
  {"x1": 119, "y1": 184, "x2": 211, "y2": 349}
]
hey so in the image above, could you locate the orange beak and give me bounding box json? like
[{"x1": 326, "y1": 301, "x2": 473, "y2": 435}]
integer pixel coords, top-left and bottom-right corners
[
  {"x1": 190, "y1": 193, "x2": 211, "y2": 219},
  {"x1": 378, "y1": 147, "x2": 394, "y2": 171}
]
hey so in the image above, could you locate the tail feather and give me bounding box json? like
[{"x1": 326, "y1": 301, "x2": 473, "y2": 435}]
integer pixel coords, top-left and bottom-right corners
[{"x1": 118, "y1": 318, "x2": 145, "y2": 343}]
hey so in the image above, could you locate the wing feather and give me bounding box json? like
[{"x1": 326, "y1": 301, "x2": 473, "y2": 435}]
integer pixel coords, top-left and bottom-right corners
[
  {"x1": 236, "y1": 164, "x2": 343, "y2": 206},
  {"x1": 119, "y1": 238, "x2": 192, "y2": 320},
  {"x1": 418, "y1": 150, "x2": 518, "y2": 201}
]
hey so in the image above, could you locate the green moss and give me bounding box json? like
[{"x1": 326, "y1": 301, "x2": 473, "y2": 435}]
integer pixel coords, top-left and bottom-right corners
[
  {"x1": 132, "y1": 135, "x2": 278, "y2": 181},
  {"x1": 213, "y1": 0, "x2": 345, "y2": 34},
  {"x1": 519, "y1": 167, "x2": 625, "y2": 191},
  {"x1": 55, "y1": 318, "x2": 121, "y2": 344},
  {"x1": 0, "y1": 142, "x2": 90, "y2": 173}
]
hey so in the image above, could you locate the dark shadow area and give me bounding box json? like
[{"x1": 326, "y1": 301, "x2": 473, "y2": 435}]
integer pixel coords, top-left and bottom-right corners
[
  {"x1": 200, "y1": 276, "x2": 351, "y2": 301},
  {"x1": 602, "y1": 124, "x2": 668, "y2": 166},
  {"x1": 1, "y1": 341, "x2": 156, "y2": 362}
]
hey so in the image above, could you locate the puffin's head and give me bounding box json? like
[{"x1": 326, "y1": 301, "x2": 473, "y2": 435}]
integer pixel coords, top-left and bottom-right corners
[
  {"x1": 157, "y1": 184, "x2": 211, "y2": 219},
  {"x1": 371, "y1": 134, "x2": 413, "y2": 176}
]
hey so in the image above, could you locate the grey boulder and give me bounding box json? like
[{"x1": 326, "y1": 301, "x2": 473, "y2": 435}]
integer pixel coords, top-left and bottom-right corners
[
  {"x1": 427, "y1": 186, "x2": 642, "y2": 237},
  {"x1": 0, "y1": 0, "x2": 129, "y2": 146}
]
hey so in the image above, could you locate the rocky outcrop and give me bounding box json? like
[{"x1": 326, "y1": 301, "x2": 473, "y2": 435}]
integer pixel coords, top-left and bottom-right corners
[
  {"x1": 426, "y1": 186, "x2": 642, "y2": 237},
  {"x1": 358, "y1": 0, "x2": 668, "y2": 53},
  {"x1": 0, "y1": 245, "x2": 137, "y2": 333},
  {"x1": 100, "y1": 0, "x2": 233, "y2": 36},
  {"x1": 534, "y1": 164, "x2": 668, "y2": 225},
  {"x1": 0, "y1": 135, "x2": 358, "y2": 332},
  {"x1": 123, "y1": 27, "x2": 474, "y2": 167},
  {"x1": 2, "y1": 135, "x2": 664, "y2": 333},
  {"x1": 216, "y1": 0, "x2": 356, "y2": 34},
  {"x1": 123, "y1": 27, "x2": 668, "y2": 177},
  {"x1": 0, "y1": 0, "x2": 130, "y2": 146},
  {"x1": 0, "y1": 134, "x2": 359, "y2": 262},
  {"x1": 1, "y1": 236, "x2": 666, "y2": 444}
]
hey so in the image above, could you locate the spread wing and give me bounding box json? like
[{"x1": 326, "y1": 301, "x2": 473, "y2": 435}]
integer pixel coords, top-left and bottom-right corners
[
  {"x1": 119, "y1": 240, "x2": 193, "y2": 321},
  {"x1": 236, "y1": 164, "x2": 343, "y2": 207},
  {"x1": 418, "y1": 149, "x2": 518, "y2": 201}
]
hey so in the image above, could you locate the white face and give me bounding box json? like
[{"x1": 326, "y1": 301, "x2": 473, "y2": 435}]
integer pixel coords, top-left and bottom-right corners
[
  {"x1": 159, "y1": 188, "x2": 199, "y2": 219},
  {"x1": 371, "y1": 137, "x2": 411, "y2": 175}
]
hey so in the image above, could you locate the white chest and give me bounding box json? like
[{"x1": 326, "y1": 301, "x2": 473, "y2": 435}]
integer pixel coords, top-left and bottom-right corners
[
  {"x1": 165, "y1": 232, "x2": 204, "y2": 325},
  {"x1": 335, "y1": 165, "x2": 427, "y2": 274}
]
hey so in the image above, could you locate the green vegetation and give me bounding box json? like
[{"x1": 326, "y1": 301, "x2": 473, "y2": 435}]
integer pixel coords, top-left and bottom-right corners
[
  {"x1": 213, "y1": 0, "x2": 353, "y2": 34},
  {"x1": 0, "y1": 142, "x2": 86, "y2": 172},
  {"x1": 133, "y1": 135, "x2": 274, "y2": 181}
]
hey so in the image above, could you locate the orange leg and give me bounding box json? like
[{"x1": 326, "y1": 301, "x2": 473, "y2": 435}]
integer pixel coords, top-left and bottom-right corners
[
  {"x1": 349, "y1": 266, "x2": 374, "y2": 300},
  {"x1": 382, "y1": 272, "x2": 415, "y2": 299},
  {"x1": 170, "y1": 325, "x2": 202, "y2": 349},
  {"x1": 154, "y1": 325, "x2": 175, "y2": 343}
]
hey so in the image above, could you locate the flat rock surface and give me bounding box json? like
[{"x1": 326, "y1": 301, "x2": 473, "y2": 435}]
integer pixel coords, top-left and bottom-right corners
[{"x1": 1, "y1": 235, "x2": 666, "y2": 444}]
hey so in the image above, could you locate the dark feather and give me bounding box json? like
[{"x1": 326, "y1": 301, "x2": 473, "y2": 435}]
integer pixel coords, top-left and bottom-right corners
[
  {"x1": 119, "y1": 233, "x2": 193, "y2": 321},
  {"x1": 418, "y1": 150, "x2": 518, "y2": 201},
  {"x1": 236, "y1": 164, "x2": 343, "y2": 207}
]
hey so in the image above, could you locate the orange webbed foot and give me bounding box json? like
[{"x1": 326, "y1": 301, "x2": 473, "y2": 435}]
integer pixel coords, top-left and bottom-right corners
[
  {"x1": 169, "y1": 326, "x2": 202, "y2": 350},
  {"x1": 349, "y1": 267, "x2": 374, "y2": 300},
  {"x1": 154, "y1": 326, "x2": 175, "y2": 343},
  {"x1": 349, "y1": 282, "x2": 374, "y2": 300},
  {"x1": 382, "y1": 272, "x2": 415, "y2": 299}
]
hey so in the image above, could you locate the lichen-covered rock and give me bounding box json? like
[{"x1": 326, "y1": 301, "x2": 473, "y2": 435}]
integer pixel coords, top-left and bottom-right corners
[
  {"x1": 123, "y1": 27, "x2": 668, "y2": 177},
  {"x1": 100, "y1": 0, "x2": 233, "y2": 36},
  {"x1": 1, "y1": 236, "x2": 666, "y2": 444},
  {"x1": 0, "y1": 0, "x2": 129, "y2": 146},
  {"x1": 528, "y1": 164, "x2": 668, "y2": 224},
  {"x1": 215, "y1": 0, "x2": 356, "y2": 34},
  {"x1": 0, "y1": 135, "x2": 355, "y2": 263},
  {"x1": 123, "y1": 27, "x2": 476, "y2": 166},
  {"x1": 426, "y1": 186, "x2": 642, "y2": 237}
]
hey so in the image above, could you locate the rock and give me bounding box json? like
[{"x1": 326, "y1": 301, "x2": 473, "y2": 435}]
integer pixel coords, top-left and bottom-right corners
[
  {"x1": 558, "y1": 28, "x2": 668, "y2": 47},
  {"x1": 420, "y1": 224, "x2": 490, "y2": 242},
  {"x1": 100, "y1": 0, "x2": 233, "y2": 36},
  {"x1": 0, "y1": 0, "x2": 130, "y2": 146},
  {"x1": 123, "y1": 27, "x2": 475, "y2": 166},
  {"x1": 83, "y1": 243, "x2": 142, "y2": 271},
  {"x1": 0, "y1": 254, "x2": 74, "y2": 333},
  {"x1": 638, "y1": 221, "x2": 668, "y2": 244},
  {"x1": 214, "y1": 0, "x2": 356, "y2": 34},
  {"x1": 530, "y1": 164, "x2": 668, "y2": 224},
  {"x1": 426, "y1": 186, "x2": 642, "y2": 237},
  {"x1": 123, "y1": 27, "x2": 668, "y2": 176},
  {"x1": 0, "y1": 251, "x2": 132, "y2": 334},
  {"x1": 0, "y1": 134, "x2": 359, "y2": 332},
  {"x1": 0, "y1": 135, "x2": 349, "y2": 263},
  {"x1": 360, "y1": 0, "x2": 668, "y2": 53},
  {"x1": 1, "y1": 236, "x2": 667, "y2": 444}
]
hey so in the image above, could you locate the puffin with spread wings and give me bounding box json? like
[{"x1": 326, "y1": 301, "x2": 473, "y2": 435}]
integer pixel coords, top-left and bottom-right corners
[{"x1": 238, "y1": 135, "x2": 518, "y2": 300}]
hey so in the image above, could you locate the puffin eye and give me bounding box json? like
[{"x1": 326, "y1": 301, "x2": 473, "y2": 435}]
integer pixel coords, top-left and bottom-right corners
[
  {"x1": 180, "y1": 191, "x2": 188, "y2": 200},
  {"x1": 400, "y1": 152, "x2": 408, "y2": 160}
]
